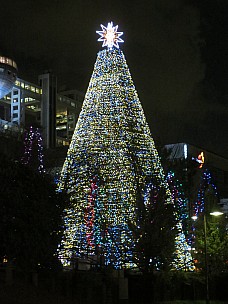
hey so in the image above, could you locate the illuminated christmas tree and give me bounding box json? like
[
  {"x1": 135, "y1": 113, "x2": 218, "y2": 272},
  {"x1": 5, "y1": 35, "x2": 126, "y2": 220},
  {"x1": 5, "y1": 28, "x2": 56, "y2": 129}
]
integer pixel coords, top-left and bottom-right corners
[{"x1": 58, "y1": 22, "x2": 191, "y2": 269}]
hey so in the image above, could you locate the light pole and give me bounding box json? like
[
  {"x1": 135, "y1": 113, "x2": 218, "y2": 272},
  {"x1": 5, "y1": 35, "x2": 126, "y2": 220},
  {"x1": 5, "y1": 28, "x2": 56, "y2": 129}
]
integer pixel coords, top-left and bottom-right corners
[{"x1": 203, "y1": 212, "x2": 209, "y2": 304}]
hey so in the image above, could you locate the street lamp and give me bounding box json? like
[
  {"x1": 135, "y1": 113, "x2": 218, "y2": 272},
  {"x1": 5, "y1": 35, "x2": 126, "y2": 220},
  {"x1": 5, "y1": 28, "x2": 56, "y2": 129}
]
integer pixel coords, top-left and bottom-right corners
[
  {"x1": 192, "y1": 210, "x2": 224, "y2": 304},
  {"x1": 209, "y1": 211, "x2": 223, "y2": 216}
]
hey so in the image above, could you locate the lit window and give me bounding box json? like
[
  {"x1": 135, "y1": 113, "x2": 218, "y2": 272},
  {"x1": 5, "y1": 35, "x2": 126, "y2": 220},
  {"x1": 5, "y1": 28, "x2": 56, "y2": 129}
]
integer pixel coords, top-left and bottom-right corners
[{"x1": 27, "y1": 105, "x2": 36, "y2": 110}]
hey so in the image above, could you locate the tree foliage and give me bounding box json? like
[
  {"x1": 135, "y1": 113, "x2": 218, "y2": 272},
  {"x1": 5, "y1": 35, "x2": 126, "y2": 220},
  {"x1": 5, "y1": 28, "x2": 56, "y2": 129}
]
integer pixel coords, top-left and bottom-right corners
[
  {"x1": 0, "y1": 153, "x2": 66, "y2": 271},
  {"x1": 130, "y1": 184, "x2": 178, "y2": 273},
  {"x1": 194, "y1": 213, "x2": 228, "y2": 274}
]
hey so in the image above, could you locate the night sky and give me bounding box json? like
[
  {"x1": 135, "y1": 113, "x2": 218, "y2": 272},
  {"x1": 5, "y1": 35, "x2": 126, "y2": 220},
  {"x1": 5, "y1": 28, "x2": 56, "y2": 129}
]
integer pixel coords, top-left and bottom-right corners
[{"x1": 0, "y1": 0, "x2": 227, "y2": 157}]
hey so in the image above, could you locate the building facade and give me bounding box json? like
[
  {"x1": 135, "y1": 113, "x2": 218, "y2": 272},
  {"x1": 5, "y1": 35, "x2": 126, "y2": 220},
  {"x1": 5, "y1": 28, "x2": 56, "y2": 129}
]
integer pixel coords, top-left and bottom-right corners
[
  {"x1": 165, "y1": 142, "x2": 228, "y2": 215},
  {"x1": 0, "y1": 72, "x2": 83, "y2": 148}
]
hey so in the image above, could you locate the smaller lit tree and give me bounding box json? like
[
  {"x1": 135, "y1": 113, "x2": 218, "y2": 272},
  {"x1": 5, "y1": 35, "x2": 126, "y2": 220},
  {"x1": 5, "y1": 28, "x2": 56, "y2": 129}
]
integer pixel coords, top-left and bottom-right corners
[{"x1": 130, "y1": 183, "x2": 178, "y2": 273}]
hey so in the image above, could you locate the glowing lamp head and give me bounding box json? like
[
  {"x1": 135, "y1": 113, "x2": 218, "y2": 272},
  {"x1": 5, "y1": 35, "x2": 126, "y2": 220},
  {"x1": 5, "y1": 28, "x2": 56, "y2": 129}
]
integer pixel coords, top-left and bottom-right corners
[{"x1": 210, "y1": 211, "x2": 224, "y2": 216}]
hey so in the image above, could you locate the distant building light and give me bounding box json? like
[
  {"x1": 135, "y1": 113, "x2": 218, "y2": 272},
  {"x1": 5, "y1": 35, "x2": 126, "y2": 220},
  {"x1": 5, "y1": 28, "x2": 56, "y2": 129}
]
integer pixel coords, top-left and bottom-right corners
[
  {"x1": 0, "y1": 56, "x2": 17, "y2": 69},
  {"x1": 197, "y1": 152, "x2": 204, "y2": 168},
  {"x1": 192, "y1": 151, "x2": 205, "y2": 168}
]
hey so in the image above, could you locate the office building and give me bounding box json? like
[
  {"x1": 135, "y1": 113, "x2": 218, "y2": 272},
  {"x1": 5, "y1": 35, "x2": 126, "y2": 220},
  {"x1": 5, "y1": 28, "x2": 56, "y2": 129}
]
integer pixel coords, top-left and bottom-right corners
[{"x1": 0, "y1": 70, "x2": 83, "y2": 149}]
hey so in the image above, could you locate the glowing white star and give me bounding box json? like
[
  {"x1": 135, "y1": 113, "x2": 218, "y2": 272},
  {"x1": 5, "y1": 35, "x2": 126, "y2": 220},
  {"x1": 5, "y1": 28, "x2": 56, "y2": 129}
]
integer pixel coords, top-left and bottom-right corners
[{"x1": 96, "y1": 22, "x2": 124, "y2": 49}]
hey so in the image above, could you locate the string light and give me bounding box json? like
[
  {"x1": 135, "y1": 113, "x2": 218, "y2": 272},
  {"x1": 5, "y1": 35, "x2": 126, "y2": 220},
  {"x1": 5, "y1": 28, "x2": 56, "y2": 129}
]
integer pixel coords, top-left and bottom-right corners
[
  {"x1": 21, "y1": 126, "x2": 45, "y2": 174},
  {"x1": 193, "y1": 169, "x2": 218, "y2": 217},
  {"x1": 190, "y1": 169, "x2": 218, "y2": 248},
  {"x1": 166, "y1": 171, "x2": 194, "y2": 270}
]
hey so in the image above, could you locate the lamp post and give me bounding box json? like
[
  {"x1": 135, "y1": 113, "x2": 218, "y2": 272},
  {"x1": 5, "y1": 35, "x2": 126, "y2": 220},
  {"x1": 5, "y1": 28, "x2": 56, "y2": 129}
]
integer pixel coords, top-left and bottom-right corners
[{"x1": 193, "y1": 210, "x2": 223, "y2": 304}]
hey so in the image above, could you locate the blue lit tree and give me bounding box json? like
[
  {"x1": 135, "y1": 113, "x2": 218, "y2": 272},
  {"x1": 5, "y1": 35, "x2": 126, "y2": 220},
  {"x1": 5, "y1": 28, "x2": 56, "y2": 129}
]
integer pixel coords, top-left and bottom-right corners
[
  {"x1": 21, "y1": 125, "x2": 45, "y2": 174},
  {"x1": 193, "y1": 169, "x2": 218, "y2": 218}
]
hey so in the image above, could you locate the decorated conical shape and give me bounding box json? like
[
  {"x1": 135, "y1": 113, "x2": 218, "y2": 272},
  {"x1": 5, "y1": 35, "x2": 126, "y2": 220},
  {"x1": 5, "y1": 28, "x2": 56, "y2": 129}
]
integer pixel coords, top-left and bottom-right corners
[{"x1": 58, "y1": 47, "x2": 188, "y2": 269}]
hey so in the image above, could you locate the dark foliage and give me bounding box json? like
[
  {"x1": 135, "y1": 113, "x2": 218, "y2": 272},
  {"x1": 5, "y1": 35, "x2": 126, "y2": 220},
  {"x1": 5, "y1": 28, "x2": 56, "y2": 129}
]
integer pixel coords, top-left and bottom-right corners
[
  {"x1": 0, "y1": 153, "x2": 66, "y2": 271},
  {"x1": 194, "y1": 212, "x2": 228, "y2": 274},
  {"x1": 130, "y1": 185, "x2": 178, "y2": 273}
]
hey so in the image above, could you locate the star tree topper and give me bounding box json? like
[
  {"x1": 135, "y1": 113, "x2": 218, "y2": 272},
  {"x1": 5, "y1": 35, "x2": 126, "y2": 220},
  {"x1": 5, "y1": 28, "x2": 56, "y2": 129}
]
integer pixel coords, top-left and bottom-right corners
[{"x1": 96, "y1": 21, "x2": 124, "y2": 49}]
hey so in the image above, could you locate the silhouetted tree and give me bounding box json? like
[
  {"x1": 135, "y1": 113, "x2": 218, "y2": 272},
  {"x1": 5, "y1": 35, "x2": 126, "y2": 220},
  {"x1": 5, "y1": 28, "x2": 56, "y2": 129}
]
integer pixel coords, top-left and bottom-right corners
[
  {"x1": 130, "y1": 184, "x2": 178, "y2": 273},
  {"x1": 0, "y1": 153, "x2": 66, "y2": 271}
]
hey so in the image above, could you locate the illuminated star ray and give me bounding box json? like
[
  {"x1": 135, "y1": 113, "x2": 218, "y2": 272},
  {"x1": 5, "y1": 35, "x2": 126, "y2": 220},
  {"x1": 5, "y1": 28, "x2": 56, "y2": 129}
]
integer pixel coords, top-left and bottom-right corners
[{"x1": 96, "y1": 21, "x2": 124, "y2": 49}]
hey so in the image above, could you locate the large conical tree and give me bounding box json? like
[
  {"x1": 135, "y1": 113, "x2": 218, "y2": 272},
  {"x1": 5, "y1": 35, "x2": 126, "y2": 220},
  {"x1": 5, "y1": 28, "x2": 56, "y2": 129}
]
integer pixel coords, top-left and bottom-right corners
[{"x1": 58, "y1": 22, "x2": 190, "y2": 269}]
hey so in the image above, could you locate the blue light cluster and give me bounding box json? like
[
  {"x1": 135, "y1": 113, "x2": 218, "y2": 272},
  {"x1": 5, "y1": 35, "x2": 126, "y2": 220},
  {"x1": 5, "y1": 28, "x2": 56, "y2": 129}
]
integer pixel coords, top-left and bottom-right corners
[{"x1": 193, "y1": 169, "x2": 218, "y2": 217}]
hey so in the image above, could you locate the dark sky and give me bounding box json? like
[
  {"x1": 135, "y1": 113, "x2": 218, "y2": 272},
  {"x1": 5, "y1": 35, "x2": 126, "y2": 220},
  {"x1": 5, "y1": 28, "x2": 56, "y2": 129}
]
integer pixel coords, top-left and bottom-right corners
[{"x1": 0, "y1": 0, "x2": 228, "y2": 157}]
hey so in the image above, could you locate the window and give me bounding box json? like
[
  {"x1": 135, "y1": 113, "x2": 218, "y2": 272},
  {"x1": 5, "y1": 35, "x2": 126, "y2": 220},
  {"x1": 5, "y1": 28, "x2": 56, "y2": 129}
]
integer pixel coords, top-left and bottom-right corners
[
  {"x1": 13, "y1": 105, "x2": 18, "y2": 110},
  {"x1": 13, "y1": 113, "x2": 18, "y2": 118}
]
